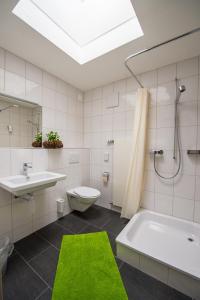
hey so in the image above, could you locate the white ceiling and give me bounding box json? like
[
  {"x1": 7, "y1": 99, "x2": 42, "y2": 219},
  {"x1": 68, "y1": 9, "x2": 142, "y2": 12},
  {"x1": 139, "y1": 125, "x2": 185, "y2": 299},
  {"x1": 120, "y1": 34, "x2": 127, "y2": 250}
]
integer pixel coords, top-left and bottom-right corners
[{"x1": 0, "y1": 0, "x2": 200, "y2": 91}]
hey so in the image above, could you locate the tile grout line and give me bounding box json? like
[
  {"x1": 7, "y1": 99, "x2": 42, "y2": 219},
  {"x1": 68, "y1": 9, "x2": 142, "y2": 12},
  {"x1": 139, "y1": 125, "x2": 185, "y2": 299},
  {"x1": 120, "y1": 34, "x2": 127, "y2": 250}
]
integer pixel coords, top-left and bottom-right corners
[
  {"x1": 27, "y1": 245, "x2": 52, "y2": 263},
  {"x1": 34, "y1": 287, "x2": 50, "y2": 300},
  {"x1": 34, "y1": 232, "x2": 61, "y2": 252},
  {"x1": 15, "y1": 249, "x2": 51, "y2": 290}
]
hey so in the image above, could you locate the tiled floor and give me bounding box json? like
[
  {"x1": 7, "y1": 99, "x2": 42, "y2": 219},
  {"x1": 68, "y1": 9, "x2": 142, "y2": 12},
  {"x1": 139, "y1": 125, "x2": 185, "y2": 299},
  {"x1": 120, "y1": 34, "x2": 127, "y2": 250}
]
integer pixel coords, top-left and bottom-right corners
[{"x1": 3, "y1": 205, "x2": 191, "y2": 300}]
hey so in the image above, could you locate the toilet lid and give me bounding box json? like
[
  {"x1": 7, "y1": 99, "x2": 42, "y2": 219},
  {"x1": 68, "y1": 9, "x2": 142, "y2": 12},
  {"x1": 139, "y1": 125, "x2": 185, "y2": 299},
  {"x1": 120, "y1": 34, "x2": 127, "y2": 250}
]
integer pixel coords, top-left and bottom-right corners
[{"x1": 73, "y1": 186, "x2": 101, "y2": 198}]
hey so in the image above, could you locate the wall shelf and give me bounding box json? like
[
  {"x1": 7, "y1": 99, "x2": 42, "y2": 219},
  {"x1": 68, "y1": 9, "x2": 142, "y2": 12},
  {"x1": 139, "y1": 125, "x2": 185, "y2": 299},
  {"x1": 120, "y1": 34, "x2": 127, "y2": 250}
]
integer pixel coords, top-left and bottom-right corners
[{"x1": 187, "y1": 150, "x2": 200, "y2": 155}]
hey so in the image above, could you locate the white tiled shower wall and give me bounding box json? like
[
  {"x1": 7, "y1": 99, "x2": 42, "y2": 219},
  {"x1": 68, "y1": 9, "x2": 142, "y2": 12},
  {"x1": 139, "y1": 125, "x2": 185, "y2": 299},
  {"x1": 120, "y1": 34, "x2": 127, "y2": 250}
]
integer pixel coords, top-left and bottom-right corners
[
  {"x1": 84, "y1": 56, "x2": 200, "y2": 224},
  {"x1": 0, "y1": 48, "x2": 90, "y2": 241}
]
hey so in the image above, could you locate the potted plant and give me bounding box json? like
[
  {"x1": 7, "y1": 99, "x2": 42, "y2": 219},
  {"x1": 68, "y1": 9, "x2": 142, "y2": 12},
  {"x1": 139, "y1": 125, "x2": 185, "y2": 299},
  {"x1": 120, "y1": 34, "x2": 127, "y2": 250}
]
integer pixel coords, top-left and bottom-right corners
[
  {"x1": 43, "y1": 131, "x2": 63, "y2": 148},
  {"x1": 32, "y1": 132, "x2": 42, "y2": 147}
]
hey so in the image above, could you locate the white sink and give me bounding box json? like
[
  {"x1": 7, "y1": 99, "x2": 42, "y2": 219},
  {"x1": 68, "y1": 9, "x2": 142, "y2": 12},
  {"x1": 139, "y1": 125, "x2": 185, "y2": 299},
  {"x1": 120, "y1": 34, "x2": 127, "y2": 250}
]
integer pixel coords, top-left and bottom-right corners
[{"x1": 0, "y1": 171, "x2": 66, "y2": 196}]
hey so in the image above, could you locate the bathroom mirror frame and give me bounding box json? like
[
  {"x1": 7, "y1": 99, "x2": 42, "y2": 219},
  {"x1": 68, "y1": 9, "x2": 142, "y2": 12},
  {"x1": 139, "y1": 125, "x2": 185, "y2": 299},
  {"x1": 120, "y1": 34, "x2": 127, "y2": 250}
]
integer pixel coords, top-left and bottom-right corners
[{"x1": 0, "y1": 92, "x2": 42, "y2": 148}]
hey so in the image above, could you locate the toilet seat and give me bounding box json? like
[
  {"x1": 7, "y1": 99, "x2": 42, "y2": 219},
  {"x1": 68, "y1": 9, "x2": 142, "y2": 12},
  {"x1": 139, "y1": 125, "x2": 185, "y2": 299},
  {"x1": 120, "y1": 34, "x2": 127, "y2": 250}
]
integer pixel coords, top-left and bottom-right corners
[{"x1": 68, "y1": 186, "x2": 101, "y2": 199}]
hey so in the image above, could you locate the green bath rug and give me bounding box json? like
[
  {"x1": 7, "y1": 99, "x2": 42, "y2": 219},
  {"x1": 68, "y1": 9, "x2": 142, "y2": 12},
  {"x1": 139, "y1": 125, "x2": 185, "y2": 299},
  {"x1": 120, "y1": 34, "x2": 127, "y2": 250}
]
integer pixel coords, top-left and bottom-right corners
[{"x1": 52, "y1": 232, "x2": 128, "y2": 300}]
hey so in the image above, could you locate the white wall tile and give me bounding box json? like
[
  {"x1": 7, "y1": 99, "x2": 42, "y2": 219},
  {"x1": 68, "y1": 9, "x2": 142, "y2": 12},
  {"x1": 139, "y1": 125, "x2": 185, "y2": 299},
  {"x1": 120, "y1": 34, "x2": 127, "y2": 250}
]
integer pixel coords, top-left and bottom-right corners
[
  {"x1": 139, "y1": 70, "x2": 157, "y2": 88},
  {"x1": 42, "y1": 87, "x2": 55, "y2": 109},
  {"x1": 56, "y1": 78, "x2": 67, "y2": 95},
  {"x1": 0, "y1": 148, "x2": 10, "y2": 177},
  {"x1": 42, "y1": 107, "x2": 55, "y2": 129},
  {"x1": 5, "y1": 52, "x2": 25, "y2": 77},
  {"x1": 177, "y1": 57, "x2": 198, "y2": 79},
  {"x1": 141, "y1": 191, "x2": 155, "y2": 210},
  {"x1": 156, "y1": 128, "x2": 174, "y2": 150},
  {"x1": 157, "y1": 81, "x2": 176, "y2": 106},
  {"x1": 155, "y1": 175, "x2": 173, "y2": 196},
  {"x1": 0, "y1": 48, "x2": 4, "y2": 92},
  {"x1": 157, "y1": 63, "x2": 176, "y2": 84},
  {"x1": 178, "y1": 101, "x2": 197, "y2": 126},
  {"x1": 179, "y1": 126, "x2": 197, "y2": 150},
  {"x1": 148, "y1": 107, "x2": 156, "y2": 129},
  {"x1": 5, "y1": 72, "x2": 25, "y2": 98},
  {"x1": 194, "y1": 201, "x2": 200, "y2": 223},
  {"x1": 32, "y1": 149, "x2": 48, "y2": 172},
  {"x1": 174, "y1": 174, "x2": 195, "y2": 199},
  {"x1": 155, "y1": 150, "x2": 174, "y2": 174},
  {"x1": 195, "y1": 176, "x2": 200, "y2": 201},
  {"x1": 144, "y1": 171, "x2": 155, "y2": 192},
  {"x1": 157, "y1": 105, "x2": 174, "y2": 128},
  {"x1": 155, "y1": 193, "x2": 173, "y2": 215},
  {"x1": 10, "y1": 148, "x2": 33, "y2": 175},
  {"x1": 173, "y1": 197, "x2": 194, "y2": 221},
  {"x1": 43, "y1": 72, "x2": 56, "y2": 90},
  {"x1": 0, "y1": 47, "x2": 4, "y2": 69},
  {"x1": 26, "y1": 63, "x2": 42, "y2": 84},
  {"x1": 26, "y1": 80, "x2": 42, "y2": 105},
  {"x1": 179, "y1": 76, "x2": 198, "y2": 102}
]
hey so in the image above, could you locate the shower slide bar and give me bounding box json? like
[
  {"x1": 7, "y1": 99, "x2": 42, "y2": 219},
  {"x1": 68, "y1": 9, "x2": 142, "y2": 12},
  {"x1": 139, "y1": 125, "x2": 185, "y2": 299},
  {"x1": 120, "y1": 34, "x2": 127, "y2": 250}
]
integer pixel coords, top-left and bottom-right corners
[{"x1": 124, "y1": 27, "x2": 200, "y2": 88}]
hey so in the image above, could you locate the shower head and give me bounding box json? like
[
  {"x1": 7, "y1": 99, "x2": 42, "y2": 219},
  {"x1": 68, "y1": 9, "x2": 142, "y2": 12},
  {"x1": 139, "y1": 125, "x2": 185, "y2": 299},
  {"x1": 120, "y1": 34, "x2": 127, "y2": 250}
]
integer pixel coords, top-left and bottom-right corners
[
  {"x1": 0, "y1": 104, "x2": 18, "y2": 112},
  {"x1": 179, "y1": 85, "x2": 186, "y2": 93}
]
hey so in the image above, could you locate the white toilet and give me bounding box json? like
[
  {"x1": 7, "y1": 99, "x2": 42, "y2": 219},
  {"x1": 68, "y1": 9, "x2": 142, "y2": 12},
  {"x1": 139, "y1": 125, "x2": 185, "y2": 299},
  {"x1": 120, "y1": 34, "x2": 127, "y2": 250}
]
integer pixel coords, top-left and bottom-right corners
[{"x1": 67, "y1": 186, "x2": 101, "y2": 212}]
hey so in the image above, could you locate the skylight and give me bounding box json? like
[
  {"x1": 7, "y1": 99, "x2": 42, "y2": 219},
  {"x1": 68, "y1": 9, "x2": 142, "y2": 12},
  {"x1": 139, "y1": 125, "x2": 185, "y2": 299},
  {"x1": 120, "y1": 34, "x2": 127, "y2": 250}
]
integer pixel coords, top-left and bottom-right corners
[{"x1": 13, "y1": 0, "x2": 143, "y2": 64}]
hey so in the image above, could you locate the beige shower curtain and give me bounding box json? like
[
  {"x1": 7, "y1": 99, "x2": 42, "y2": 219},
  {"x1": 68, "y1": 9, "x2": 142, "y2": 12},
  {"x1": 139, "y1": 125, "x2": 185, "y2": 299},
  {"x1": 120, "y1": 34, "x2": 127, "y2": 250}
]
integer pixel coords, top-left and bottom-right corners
[{"x1": 121, "y1": 88, "x2": 149, "y2": 219}]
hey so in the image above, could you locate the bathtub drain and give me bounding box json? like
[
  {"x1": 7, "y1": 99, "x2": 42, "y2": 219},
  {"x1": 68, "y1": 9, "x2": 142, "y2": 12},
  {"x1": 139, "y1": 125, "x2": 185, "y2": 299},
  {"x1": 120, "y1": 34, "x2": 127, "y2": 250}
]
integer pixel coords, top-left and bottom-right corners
[{"x1": 187, "y1": 237, "x2": 194, "y2": 242}]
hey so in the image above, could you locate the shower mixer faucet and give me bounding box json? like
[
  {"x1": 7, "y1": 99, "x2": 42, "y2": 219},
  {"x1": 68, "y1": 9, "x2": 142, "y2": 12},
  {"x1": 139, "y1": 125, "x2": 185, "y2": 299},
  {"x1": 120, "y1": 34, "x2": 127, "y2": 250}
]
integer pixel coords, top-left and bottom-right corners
[{"x1": 150, "y1": 150, "x2": 164, "y2": 155}]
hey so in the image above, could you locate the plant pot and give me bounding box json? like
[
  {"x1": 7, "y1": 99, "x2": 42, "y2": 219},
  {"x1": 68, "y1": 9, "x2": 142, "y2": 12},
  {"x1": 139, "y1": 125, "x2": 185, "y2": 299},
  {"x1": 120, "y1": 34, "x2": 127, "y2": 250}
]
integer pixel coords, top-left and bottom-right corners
[
  {"x1": 43, "y1": 140, "x2": 63, "y2": 149},
  {"x1": 32, "y1": 141, "x2": 42, "y2": 147}
]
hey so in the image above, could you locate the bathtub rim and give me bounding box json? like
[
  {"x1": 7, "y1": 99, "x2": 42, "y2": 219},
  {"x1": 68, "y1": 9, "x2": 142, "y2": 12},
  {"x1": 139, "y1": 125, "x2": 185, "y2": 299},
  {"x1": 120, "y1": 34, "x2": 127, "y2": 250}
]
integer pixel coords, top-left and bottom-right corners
[{"x1": 116, "y1": 209, "x2": 200, "y2": 280}]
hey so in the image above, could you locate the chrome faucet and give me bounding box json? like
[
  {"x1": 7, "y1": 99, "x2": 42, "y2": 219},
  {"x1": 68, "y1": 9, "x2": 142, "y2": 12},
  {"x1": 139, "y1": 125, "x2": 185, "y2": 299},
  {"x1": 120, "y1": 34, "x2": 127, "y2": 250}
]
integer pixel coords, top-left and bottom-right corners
[{"x1": 23, "y1": 162, "x2": 32, "y2": 178}]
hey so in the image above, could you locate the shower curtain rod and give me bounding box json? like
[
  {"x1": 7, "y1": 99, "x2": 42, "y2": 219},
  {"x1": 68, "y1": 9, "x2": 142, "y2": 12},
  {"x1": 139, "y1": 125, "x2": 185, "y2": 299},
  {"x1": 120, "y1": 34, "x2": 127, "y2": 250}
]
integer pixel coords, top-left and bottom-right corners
[{"x1": 125, "y1": 27, "x2": 200, "y2": 88}]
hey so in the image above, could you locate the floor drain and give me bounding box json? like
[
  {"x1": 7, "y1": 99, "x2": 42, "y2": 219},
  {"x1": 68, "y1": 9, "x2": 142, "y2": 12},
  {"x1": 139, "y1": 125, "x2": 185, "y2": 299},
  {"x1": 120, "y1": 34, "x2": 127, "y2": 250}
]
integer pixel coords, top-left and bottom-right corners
[{"x1": 188, "y1": 237, "x2": 194, "y2": 242}]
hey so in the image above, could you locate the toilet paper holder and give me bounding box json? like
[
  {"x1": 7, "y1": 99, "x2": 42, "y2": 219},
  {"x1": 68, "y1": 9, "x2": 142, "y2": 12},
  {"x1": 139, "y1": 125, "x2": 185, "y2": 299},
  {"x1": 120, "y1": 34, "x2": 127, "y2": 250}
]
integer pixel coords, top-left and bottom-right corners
[{"x1": 102, "y1": 172, "x2": 109, "y2": 184}]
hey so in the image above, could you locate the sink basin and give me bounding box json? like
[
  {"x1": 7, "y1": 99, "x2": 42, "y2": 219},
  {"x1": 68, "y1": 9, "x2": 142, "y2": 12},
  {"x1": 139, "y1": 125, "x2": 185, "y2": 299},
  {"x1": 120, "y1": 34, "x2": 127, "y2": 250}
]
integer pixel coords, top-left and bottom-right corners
[{"x1": 0, "y1": 171, "x2": 66, "y2": 196}]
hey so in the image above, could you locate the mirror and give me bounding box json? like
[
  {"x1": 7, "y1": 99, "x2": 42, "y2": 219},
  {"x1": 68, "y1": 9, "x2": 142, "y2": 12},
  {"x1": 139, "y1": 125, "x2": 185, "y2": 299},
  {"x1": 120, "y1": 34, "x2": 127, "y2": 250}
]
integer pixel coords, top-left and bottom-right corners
[{"x1": 0, "y1": 93, "x2": 42, "y2": 148}]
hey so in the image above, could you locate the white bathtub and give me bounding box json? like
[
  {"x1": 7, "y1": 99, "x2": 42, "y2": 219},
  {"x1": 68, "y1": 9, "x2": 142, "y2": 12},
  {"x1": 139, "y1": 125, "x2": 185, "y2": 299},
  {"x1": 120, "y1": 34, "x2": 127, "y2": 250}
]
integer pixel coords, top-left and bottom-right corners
[{"x1": 116, "y1": 209, "x2": 200, "y2": 299}]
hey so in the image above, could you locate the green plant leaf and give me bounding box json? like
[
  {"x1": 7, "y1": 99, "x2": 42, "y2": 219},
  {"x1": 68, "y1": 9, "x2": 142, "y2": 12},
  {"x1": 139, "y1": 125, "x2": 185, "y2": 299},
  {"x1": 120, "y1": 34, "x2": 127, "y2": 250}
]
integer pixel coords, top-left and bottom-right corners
[
  {"x1": 46, "y1": 131, "x2": 60, "y2": 141},
  {"x1": 34, "y1": 132, "x2": 42, "y2": 143}
]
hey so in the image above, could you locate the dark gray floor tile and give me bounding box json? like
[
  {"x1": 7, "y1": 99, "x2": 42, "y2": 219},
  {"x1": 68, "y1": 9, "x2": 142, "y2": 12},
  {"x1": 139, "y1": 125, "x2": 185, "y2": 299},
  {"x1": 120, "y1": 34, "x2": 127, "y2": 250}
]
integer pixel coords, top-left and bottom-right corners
[
  {"x1": 37, "y1": 288, "x2": 52, "y2": 300},
  {"x1": 79, "y1": 224, "x2": 101, "y2": 234},
  {"x1": 115, "y1": 257, "x2": 124, "y2": 270},
  {"x1": 56, "y1": 213, "x2": 88, "y2": 233},
  {"x1": 29, "y1": 246, "x2": 59, "y2": 287},
  {"x1": 107, "y1": 231, "x2": 117, "y2": 255},
  {"x1": 15, "y1": 233, "x2": 50, "y2": 261},
  {"x1": 37, "y1": 222, "x2": 72, "y2": 249},
  {"x1": 120, "y1": 262, "x2": 159, "y2": 300},
  {"x1": 72, "y1": 205, "x2": 115, "y2": 227},
  {"x1": 3, "y1": 253, "x2": 47, "y2": 300},
  {"x1": 102, "y1": 213, "x2": 129, "y2": 236},
  {"x1": 120, "y1": 263, "x2": 191, "y2": 300}
]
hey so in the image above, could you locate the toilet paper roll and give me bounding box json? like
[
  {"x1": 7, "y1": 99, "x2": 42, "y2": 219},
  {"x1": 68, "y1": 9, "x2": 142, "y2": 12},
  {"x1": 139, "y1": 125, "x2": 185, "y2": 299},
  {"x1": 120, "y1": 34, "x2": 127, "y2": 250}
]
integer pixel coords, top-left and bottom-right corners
[
  {"x1": 102, "y1": 172, "x2": 109, "y2": 184},
  {"x1": 56, "y1": 198, "x2": 65, "y2": 214}
]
